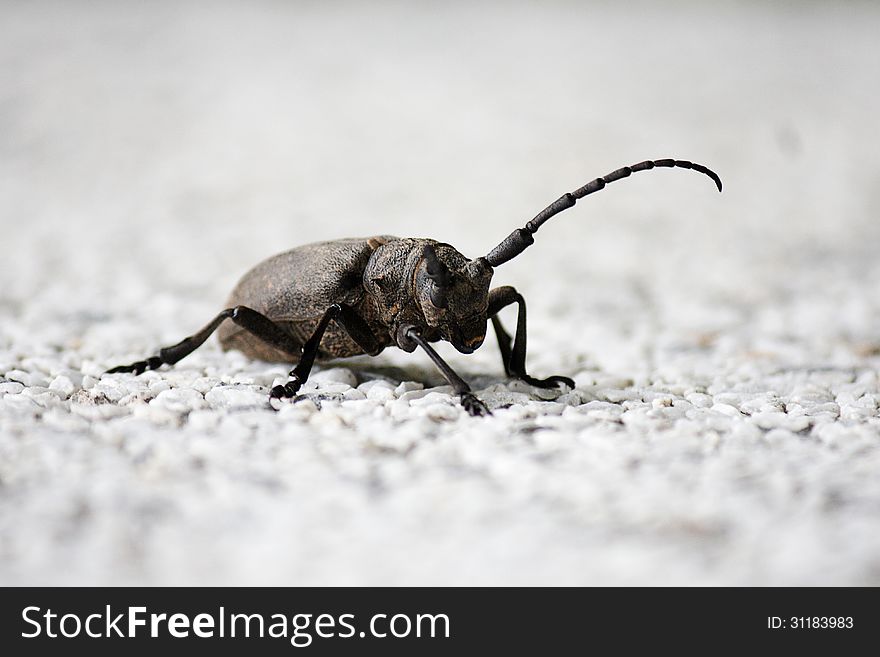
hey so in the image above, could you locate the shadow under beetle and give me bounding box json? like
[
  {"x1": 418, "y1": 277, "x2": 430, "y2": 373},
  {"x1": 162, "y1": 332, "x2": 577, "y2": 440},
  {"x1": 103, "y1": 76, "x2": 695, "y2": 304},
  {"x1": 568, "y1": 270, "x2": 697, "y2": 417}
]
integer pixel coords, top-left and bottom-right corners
[{"x1": 108, "y1": 158, "x2": 722, "y2": 416}]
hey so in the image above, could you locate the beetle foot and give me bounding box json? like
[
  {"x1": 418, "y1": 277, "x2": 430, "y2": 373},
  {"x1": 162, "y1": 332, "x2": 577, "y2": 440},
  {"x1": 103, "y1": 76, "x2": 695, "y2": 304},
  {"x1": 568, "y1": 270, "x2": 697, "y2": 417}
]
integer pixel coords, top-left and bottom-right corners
[
  {"x1": 518, "y1": 374, "x2": 575, "y2": 390},
  {"x1": 460, "y1": 392, "x2": 491, "y2": 417},
  {"x1": 269, "y1": 375, "x2": 302, "y2": 400},
  {"x1": 106, "y1": 356, "x2": 163, "y2": 375}
]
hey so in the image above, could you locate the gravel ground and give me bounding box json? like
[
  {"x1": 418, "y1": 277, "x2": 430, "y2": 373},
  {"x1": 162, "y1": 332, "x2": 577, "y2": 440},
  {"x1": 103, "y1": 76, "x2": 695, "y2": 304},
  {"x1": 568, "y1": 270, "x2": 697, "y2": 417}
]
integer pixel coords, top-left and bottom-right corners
[{"x1": 2, "y1": 1, "x2": 880, "y2": 585}]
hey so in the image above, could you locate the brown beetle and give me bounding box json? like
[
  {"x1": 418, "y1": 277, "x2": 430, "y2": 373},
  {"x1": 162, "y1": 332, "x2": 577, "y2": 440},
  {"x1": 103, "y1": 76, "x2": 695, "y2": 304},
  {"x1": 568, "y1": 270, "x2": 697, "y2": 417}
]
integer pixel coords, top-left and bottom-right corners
[{"x1": 108, "y1": 158, "x2": 721, "y2": 415}]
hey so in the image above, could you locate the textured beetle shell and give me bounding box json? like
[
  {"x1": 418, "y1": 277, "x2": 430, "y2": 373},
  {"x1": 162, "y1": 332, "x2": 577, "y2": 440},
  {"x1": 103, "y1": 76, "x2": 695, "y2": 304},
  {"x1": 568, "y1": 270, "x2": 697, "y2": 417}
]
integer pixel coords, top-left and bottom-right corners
[{"x1": 218, "y1": 237, "x2": 398, "y2": 363}]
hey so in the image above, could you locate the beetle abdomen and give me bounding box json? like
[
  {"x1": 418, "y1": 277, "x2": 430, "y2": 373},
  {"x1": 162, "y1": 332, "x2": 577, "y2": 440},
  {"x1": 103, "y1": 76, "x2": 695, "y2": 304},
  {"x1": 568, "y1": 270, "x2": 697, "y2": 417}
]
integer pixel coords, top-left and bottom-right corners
[{"x1": 218, "y1": 236, "x2": 397, "y2": 363}]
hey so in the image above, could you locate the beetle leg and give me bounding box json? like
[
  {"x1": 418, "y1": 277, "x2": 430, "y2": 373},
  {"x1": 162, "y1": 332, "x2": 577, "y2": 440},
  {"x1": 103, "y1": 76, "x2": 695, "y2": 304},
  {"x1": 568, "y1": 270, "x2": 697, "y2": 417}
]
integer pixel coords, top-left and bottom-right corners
[
  {"x1": 487, "y1": 286, "x2": 575, "y2": 390},
  {"x1": 404, "y1": 327, "x2": 490, "y2": 417},
  {"x1": 106, "y1": 306, "x2": 300, "y2": 375},
  {"x1": 269, "y1": 304, "x2": 382, "y2": 400}
]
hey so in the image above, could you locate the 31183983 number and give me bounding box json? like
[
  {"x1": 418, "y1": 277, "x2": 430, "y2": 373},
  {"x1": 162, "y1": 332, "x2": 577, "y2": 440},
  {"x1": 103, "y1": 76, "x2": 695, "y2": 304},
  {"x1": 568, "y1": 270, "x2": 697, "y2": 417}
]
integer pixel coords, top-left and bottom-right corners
[{"x1": 767, "y1": 617, "x2": 854, "y2": 629}]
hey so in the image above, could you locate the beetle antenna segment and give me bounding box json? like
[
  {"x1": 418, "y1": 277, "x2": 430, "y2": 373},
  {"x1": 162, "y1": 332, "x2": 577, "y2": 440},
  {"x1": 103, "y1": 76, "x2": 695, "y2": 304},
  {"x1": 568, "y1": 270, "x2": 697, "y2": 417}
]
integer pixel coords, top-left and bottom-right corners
[{"x1": 484, "y1": 158, "x2": 722, "y2": 267}]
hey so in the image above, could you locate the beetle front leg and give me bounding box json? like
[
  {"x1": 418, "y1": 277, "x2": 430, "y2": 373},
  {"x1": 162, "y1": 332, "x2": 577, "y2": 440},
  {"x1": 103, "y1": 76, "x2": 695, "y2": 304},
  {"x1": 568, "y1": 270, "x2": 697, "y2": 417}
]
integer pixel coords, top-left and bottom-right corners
[
  {"x1": 270, "y1": 304, "x2": 382, "y2": 401},
  {"x1": 403, "y1": 328, "x2": 489, "y2": 416},
  {"x1": 487, "y1": 286, "x2": 575, "y2": 390}
]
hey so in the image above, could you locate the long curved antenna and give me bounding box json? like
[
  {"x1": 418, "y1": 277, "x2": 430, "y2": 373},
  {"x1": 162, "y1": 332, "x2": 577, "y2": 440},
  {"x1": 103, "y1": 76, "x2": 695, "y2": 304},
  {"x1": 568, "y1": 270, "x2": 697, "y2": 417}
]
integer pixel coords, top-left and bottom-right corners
[{"x1": 484, "y1": 158, "x2": 722, "y2": 267}]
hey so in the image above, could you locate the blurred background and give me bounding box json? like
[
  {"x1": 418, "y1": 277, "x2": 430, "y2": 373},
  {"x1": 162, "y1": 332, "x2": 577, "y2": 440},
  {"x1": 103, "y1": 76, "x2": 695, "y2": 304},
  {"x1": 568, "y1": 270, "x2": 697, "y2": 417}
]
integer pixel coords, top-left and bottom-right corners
[
  {"x1": 3, "y1": 1, "x2": 878, "y2": 333},
  {"x1": 2, "y1": 1, "x2": 880, "y2": 585}
]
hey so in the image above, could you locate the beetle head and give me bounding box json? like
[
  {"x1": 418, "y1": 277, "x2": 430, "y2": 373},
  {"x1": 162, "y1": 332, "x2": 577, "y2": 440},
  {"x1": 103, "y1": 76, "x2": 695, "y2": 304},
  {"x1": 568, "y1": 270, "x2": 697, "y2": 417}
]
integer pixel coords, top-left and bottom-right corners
[{"x1": 416, "y1": 244, "x2": 493, "y2": 353}]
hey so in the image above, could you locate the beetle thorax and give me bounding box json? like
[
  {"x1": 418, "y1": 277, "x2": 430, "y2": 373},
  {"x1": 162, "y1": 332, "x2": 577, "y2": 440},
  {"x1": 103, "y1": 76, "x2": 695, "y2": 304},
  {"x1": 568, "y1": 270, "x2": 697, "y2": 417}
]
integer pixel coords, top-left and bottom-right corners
[{"x1": 363, "y1": 239, "x2": 493, "y2": 353}]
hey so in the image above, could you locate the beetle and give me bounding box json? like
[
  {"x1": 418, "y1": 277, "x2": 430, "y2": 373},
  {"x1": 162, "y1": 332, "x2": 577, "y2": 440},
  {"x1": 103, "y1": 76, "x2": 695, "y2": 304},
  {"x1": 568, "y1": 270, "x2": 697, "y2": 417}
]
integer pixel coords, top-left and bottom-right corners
[{"x1": 108, "y1": 158, "x2": 721, "y2": 415}]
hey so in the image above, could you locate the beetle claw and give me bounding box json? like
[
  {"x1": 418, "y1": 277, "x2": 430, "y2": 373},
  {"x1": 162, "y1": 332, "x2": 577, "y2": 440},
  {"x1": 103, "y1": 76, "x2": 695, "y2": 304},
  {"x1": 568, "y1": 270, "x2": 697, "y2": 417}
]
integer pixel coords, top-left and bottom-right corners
[
  {"x1": 460, "y1": 392, "x2": 491, "y2": 417},
  {"x1": 269, "y1": 376, "x2": 302, "y2": 400},
  {"x1": 519, "y1": 374, "x2": 575, "y2": 390}
]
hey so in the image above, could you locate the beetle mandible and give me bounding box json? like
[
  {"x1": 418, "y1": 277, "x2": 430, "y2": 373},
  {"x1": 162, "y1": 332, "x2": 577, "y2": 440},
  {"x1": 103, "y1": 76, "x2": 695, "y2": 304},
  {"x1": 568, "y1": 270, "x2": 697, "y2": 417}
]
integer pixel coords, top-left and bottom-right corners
[{"x1": 108, "y1": 158, "x2": 722, "y2": 416}]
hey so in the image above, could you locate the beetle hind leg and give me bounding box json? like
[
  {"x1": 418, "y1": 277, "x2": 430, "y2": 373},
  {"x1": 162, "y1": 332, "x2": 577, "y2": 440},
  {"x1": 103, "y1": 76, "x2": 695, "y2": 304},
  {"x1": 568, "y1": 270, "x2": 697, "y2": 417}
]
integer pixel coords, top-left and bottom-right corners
[{"x1": 106, "y1": 306, "x2": 301, "y2": 375}]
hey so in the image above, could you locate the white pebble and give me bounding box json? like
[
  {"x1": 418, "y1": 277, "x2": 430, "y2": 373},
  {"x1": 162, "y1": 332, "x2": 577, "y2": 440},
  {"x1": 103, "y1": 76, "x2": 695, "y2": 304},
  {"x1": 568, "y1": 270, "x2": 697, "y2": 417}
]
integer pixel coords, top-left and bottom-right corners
[
  {"x1": 711, "y1": 403, "x2": 742, "y2": 417},
  {"x1": 365, "y1": 383, "x2": 397, "y2": 402},
  {"x1": 311, "y1": 368, "x2": 358, "y2": 387},
  {"x1": 342, "y1": 388, "x2": 367, "y2": 401},
  {"x1": 149, "y1": 380, "x2": 172, "y2": 396},
  {"x1": 422, "y1": 403, "x2": 460, "y2": 421},
  {"x1": 751, "y1": 412, "x2": 811, "y2": 432},
  {"x1": 30, "y1": 375, "x2": 50, "y2": 388},
  {"x1": 686, "y1": 393, "x2": 713, "y2": 408},
  {"x1": 92, "y1": 381, "x2": 128, "y2": 402},
  {"x1": 4, "y1": 369, "x2": 29, "y2": 384},
  {"x1": 191, "y1": 376, "x2": 222, "y2": 394},
  {"x1": 0, "y1": 382, "x2": 25, "y2": 396},
  {"x1": 394, "y1": 381, "x2": 424, "y2": 395},
  {"x1": 57, "y1": 369, "x2": 84, "y2": 387},
  {"x1": 48, "y1": 375, "x2": 75, "y2": 398},
  {"x1": 70, "y1": 403, "x2": 131, "y2": 420},
  {"x1": 205, "y1": 386, "x2": 267, "y2": 409},
  {"x1": 410, "y1": 391, "x2": 454, "y2": 406},
  {"x1": 398, "y1": 388, "x2": 433, "y2": 402},
  {"x1": 150, "y1": 388, "x2": 206, "y2": 413},
  {"x1": 603, "y1": 389, "x2": 641, "y2": 403}
]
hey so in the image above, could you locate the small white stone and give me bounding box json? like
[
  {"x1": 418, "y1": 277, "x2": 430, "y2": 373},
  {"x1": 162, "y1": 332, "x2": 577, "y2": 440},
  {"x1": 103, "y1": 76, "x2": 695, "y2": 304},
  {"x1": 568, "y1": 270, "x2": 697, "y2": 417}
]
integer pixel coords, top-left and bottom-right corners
[
  {"x1": 409, "y1": 391, "x2": 454, "y2": 406},
  {"x1": 711, "y1": 403, "x2": 742, "y2": 417},
  {"x1": 580, "y1": 400, "x2": 624, "y2": 421},
  {"x1": 150, "y1": 388, "x2": 206, "y2": 413},
  {"x1": 602, "y1": 388, "x2": 641, "y2": 403},
  {"x1": 92, "y1": 381, "x2": 127, "y2": 403},
  {"x1": 555, "y1": 389, "x2": 596, "y2": 406},
  {"x1": 205, "y1": 386, "x2": 267, "y2": 409},
  {"x1": 311, "y1": 368, "x2": 358, "y2": 387},
  {"x1": 70, "y1": 403, "x2": 131, "y2": 420},
  {"x1": 149, "y1": 380, "x2": 172, "y2": 397},
  {"x1": 57, "y1": 369, "x2": 84, "y2": 387},
  {"x1": 312, "y1": 383, "x2": 350, "y2": 395},
  {"x1": 0, "y1": 382, "x2": 25, "y2": 396},
  {"x1": 277, "y1": 398, "x2": 318, "y2": 418},
  {"x1": 422, "y1": 403, "x2": 459, "y2": 421},
  {"x1": 342, "y1": 388, "x2": 367, "y2": 401},
  {"x1": 839, "y1": 406, "x2": 876, "y2": 421},
  {"x1": 750, "y1": 412, "x2": 811, "y2": 433},
  {"x1": 29, "y1": 375, "x2": 50, "y2": 388},
  {"x1": 593, "y1": 375, "x2": 634, "y2": 388},
  {"x1": 21, "y1": 387, "x2": 59, "y2": 404},
  {"x1": 4, "y1": 370, "x2": 30, "y2": 385},
  {"x1": 398, "y1": 388, "x2": 432, "y2": 402},
  {"x1": 365, "y1": 383, "x2": 397, "y2": 402},
  {"x1": 712, "y1": 392, "x2": 747, "y2": 407},
  {"x1": 394, "y1": 381, "x2": 424, "y2": 395},
  {"x1": 686, "y1": 393, "x2": 713, "y2": 408},
  {"x1": 340, "y1": 398, "x2": 378, "y2": 411},
  {"x1": 191, "y1": 376, "x2": 222, "y2": 394},
  {"x1": 0, "y1": 394, "x2": 40, "y2": 413}
]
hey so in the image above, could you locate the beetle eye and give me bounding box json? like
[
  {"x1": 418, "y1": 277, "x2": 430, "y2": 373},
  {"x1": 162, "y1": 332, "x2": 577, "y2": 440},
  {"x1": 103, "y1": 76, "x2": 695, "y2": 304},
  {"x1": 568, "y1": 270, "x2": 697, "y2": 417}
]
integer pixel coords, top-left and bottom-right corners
[
  {"x1": 428, "y1": 284, "x2": 448, "y2": 309},
  {"x1": 422, "y1": 244, "x2": 451, "y2": 309}
]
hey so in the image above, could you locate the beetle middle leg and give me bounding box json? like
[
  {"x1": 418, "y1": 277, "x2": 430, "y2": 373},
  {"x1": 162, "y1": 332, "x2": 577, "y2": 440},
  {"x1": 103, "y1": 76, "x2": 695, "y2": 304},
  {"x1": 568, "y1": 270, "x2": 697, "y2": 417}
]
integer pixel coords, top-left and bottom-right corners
[
  {"x1": 106, "y1": 306, "x2": 301, "y2": 374},
  {"x1": 269, "y1": 303, "x2": 382, "y2": 401},
  {"x1": 487, "y1": 286, "x2": 575, "y2": 390}
]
